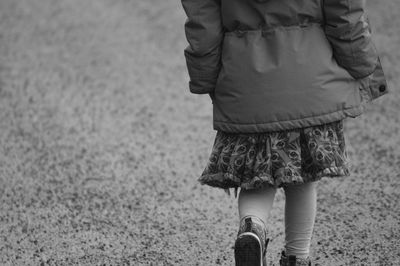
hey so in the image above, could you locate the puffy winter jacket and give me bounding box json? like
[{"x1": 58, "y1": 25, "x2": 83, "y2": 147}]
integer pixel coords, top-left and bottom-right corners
[{"x1": 181, "y1": 0, "x2": 388, "y2": 133}]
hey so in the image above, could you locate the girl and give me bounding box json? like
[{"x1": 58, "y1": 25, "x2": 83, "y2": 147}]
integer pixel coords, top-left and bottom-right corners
[{"x1": 181, "y1": 0, "x2": 388, "y2": 265}]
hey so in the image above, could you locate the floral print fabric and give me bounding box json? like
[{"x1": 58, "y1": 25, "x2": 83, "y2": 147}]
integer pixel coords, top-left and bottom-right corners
[{"x1": 198, "y1": 120, "x2": 350, "y2": 198}]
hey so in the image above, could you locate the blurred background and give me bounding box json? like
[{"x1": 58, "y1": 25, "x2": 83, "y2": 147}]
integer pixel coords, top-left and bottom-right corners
[{"x1": 0, "y1": 0, "x2": 399, "y2": 265}]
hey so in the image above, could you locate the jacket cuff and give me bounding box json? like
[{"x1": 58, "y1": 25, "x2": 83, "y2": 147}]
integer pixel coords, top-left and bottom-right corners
[
  {"x1": 188, "y1": 80, "x2": 215, "y2": 94},
  {"x1": 367, "y1": 57, "x2": 388, "y2": 99},
  {"x1": 331, "y1": 40, "x2": 379, "y2": 79},
  {"x1": 343, "y1": 57, "x2": 378, "y2": 79},
  {"x1": 184, "y1": 46, "x2": 221, "y2": 94}
]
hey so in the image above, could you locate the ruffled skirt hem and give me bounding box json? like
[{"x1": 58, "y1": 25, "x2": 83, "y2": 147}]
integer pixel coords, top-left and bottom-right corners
[
  {"x1": 198, "y1": 120, "x2": 351, "y2": 198},
  {"x1": 198, "y1": 164, "x2": 350, "y2": 198}
]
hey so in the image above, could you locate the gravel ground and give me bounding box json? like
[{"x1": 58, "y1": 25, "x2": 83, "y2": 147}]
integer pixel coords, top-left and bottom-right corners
[{"x1": 0, "y1": 0, "x2": 399, "y2": 265}]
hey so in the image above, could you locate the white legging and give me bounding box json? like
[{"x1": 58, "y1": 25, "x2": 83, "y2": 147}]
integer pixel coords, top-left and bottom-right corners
[{"x1": 238, "y1": 181, "x2": 317, "y2": 259}]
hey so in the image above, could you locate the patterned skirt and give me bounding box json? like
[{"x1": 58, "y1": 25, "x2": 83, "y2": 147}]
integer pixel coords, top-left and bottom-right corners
[{"x1": 198, "y1": 120, "x2": 350, "y2": 198}]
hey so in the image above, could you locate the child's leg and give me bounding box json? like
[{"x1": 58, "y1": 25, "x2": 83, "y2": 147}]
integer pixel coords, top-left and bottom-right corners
[
  {"x1": 238, "y1": 185, "x2": 277, "y2": 227},
  {"x1": 283, "y1": 181, "x2": 317, "y2": 259}
]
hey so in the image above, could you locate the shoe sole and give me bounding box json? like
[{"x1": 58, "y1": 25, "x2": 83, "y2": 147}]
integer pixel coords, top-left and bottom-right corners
[{"x1": 234, "y1": 232, "x2": 263, "y2": 266}]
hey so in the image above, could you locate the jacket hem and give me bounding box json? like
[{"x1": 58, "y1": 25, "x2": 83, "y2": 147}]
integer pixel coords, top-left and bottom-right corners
[{"x1": 213, "y1": 106, "x2": 363, "y2": 133}]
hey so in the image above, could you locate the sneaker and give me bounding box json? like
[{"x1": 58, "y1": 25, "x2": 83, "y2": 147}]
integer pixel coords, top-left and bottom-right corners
[
  {"x1": 279, "y1": 250, "x2": 312, "y2": 266},
  {"x1": 234, "y1": 216, "x2": 270, "y2": 266}
]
